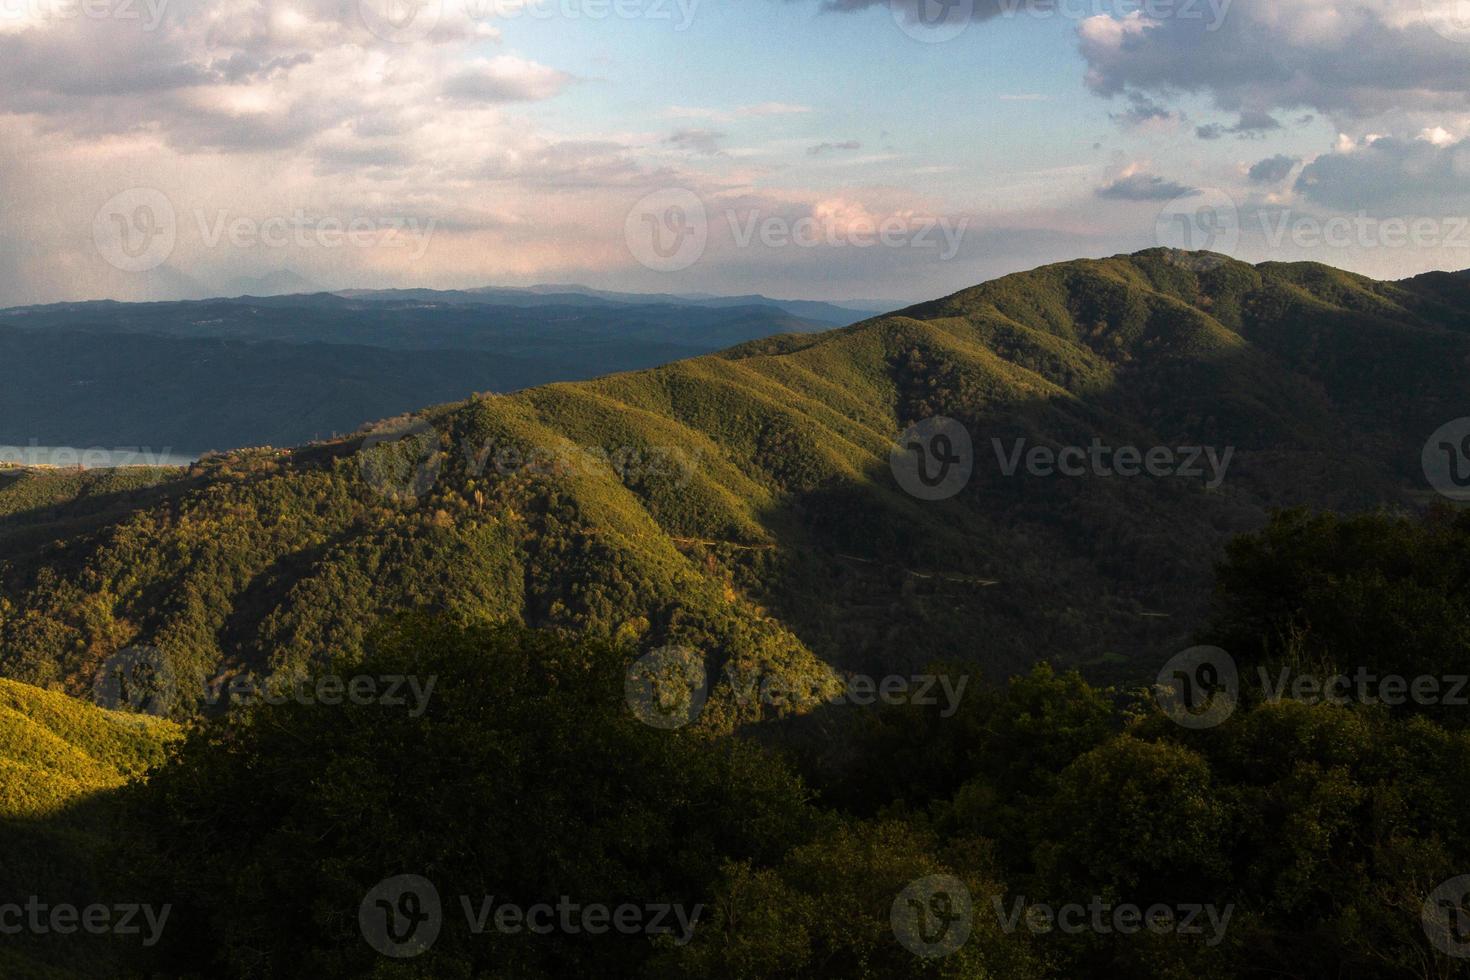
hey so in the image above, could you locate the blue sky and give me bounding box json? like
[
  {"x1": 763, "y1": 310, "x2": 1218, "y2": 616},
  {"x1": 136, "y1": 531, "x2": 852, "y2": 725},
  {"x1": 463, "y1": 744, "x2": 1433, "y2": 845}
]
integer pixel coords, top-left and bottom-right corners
[{"x1": 3, "y1": 0, "x2": 1470, "y2": 305}]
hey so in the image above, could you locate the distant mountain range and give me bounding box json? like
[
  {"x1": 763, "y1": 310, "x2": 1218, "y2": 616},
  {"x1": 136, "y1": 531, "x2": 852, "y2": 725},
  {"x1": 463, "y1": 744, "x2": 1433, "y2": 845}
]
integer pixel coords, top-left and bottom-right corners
[
  {"x1": 0, "y1": 287, "x2": 875, "y2": 453},
  {"x1": 334, "y1": 284, "x2": 889, "y2": 325},
  {"x1": 3, "y1": 249, "x2": 1466, "y2": 711}
]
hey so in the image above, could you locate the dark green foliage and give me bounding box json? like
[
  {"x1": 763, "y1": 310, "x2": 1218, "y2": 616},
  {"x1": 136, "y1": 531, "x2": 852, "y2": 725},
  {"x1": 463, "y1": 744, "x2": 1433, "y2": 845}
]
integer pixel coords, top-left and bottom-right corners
[
  {"x1": 5, "y1": 250, "x2": 1467, "y2": 717},
  {"x1": 4, "y1": 253, "x2": 1470, "y2": 978}
]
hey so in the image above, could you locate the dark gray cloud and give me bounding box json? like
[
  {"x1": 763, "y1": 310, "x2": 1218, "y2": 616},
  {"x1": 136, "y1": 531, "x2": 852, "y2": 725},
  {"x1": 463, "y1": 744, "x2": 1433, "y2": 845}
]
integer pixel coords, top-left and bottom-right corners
[
  {"x1": 808, "y1": 140, "x2": 863, "y2": 155},
  {"x1": 1294, "y1": 137, "x2": 1470, "y2": 211},
  {"x1": 1111, "y1": 91, "x2": 1182, "y2": 130},
  {"x1": 816, "y1": 0, "x2": 1054, "y2": 21},
  {"x1": 1078, "y1": 1, "x2": 1470, "y2": 122},
  {"x1": 666, "y1": 129, "x2": 727, "y2": 156},
  {"x1": 1248, "y1": 154, "x2": 1298, "y2": 183},
  {"x1": 1096, "y1": 173, "x2": 1198, "y2": 201},
  {"x1": 1196, "y1": 110, "x2": 1280, "y2": 140}
]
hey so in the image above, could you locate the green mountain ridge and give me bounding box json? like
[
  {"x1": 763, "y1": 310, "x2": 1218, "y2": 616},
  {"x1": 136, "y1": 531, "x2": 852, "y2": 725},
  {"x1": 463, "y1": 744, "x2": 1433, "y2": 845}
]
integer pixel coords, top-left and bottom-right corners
[{"x1": 1, "y1": 249, "x2": 1465, "y2": 718}]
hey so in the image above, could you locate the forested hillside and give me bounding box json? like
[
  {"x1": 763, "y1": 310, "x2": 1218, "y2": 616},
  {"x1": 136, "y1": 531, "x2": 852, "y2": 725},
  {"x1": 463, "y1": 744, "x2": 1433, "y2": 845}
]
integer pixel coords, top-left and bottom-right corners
[{"x1": 0, "y1": 250, "x2": 1465, "y2": 721}]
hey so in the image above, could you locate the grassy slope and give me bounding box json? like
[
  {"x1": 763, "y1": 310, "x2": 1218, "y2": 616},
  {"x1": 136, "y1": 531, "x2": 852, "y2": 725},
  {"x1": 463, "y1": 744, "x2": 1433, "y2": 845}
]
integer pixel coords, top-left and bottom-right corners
[
  {"x1": 1, "y1": 249, "x2": 1465, "y2": 717},
  {"x1": 0, "y1": 678, "x2": 177, "y2": 978}
]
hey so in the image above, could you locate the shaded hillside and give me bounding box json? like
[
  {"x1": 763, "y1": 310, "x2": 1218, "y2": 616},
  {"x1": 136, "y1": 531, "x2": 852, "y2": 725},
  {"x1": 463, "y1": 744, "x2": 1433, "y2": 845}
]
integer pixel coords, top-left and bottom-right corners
[{"x1": 1, "y1": 250, "x2": 1464, "y2": 718}]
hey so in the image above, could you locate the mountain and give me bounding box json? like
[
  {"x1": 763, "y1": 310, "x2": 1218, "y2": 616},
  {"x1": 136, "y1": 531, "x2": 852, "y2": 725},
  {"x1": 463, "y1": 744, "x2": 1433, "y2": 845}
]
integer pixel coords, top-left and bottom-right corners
[
  {"x1": 335, "y1": 283, "x2": 886, "y2": 326},
  {"x1": 1, "y1": 249, "x2": 1465, "y2": 716},
  {"x1": 224, "y1": 269, "x2": 323, "y2": 297},
  {"x1": 0, "y1": 294, "x2": 828, "y2": 453}
]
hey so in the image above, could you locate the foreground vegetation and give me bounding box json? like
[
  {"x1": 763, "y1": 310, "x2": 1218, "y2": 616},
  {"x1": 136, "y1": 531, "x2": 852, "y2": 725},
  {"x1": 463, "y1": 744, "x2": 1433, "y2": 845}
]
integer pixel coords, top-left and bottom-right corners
[{"x1": 3, "y1": 507, "x2": 1468, "y2": 977}]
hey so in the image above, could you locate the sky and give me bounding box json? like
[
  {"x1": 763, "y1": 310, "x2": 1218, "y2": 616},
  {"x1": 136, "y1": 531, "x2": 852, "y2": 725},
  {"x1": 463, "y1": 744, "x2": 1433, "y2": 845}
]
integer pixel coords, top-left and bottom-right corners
[{"x1": 5, "y1": 0, "x2": 1470, "y2": 305}]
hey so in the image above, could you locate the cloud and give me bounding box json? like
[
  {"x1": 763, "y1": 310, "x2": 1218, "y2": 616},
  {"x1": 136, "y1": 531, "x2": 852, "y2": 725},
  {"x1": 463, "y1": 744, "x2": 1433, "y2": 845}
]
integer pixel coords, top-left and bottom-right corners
[
  {"x1": 1110, "y1": 91, "x2": 1184, "y2": 131},
  {"x1": 666, "y1": 128, "x2": 727, "y2": 155},
  {"x1": 442, "y1": 56, "x2": 572, "y2": 103},
  {"x1": 1294, "y1": 134, "x2": 1470, "y2": 210},
  {"x1": 1196, "y1": 110, "x2": 1281, "y2": 140},
  {"x1": 664, "y1": 103, "x2": 811, "y2": 122},
  {"x1": 813, "y1": 0, "x2": 1055, "y2": 24},
  {"x1": 1096, "y1": 171, "x2": 1199, "y2": 200},
  {"x1": 808, "y1": 140, "x2": 862, "y2": 155},
  {"x1": 1076, "y1": 2, "x2": 1470, "y2": 126},
  {"x1": 1248, "y1": 153, "x2": 1299, "y2": 183}
]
